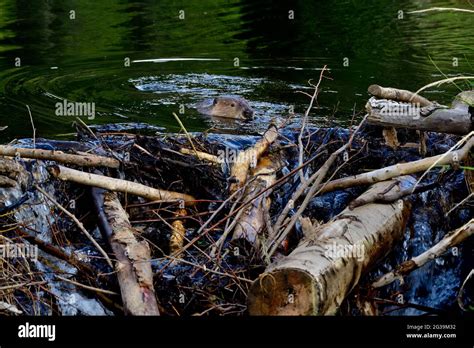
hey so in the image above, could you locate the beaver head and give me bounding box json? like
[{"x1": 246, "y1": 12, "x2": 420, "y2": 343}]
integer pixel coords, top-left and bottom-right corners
[{"x1": 196, "y1": 96, "x2": 254, "y2": 120}]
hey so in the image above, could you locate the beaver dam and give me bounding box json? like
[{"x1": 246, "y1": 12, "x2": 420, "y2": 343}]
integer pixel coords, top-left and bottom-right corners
[{"x1": 0, "y1": 85, "x2": 473, "y2": 316}]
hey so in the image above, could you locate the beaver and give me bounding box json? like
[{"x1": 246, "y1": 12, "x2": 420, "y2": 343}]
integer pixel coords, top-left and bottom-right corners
[{"x1": 196, "y1": 96, "x2": 254, "y2": 120}]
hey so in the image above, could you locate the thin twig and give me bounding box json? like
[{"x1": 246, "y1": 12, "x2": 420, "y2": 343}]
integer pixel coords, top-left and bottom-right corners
[
  {"x1": 206, "y1": 149, "x2": 328, "y2": 236},
  {"x1": 267, "y1": 114, "x2": 368, "y2": 258},
  {"x1": 196, "y1": 184, "x2": 246, "y2": 236},
  {"x1": 157, "y1": 256, "x2": 253, "y2": 283},
  {"x1": 297, "y1": 66, "x2": 328, "y2": 184},
  {"x1": 0, "y1": 281, "x2": 47, "y2": 291},
  {"x1": 172, "y1": 112, "x2": 200, "y2": 158},
  {"x1": 458, "y1": 269, "x2": 474, "y2": 311},
  {"x1": 74, "y1": 117, "x2": 121, "y2": 162},
  {"x1": 55, "y1": 275, "x2": 118, "y2": 295},
  {"x1": 445, "y1": 192, "x2": 473, "y2": 217},
  {"x1": 26, "y1": 105, "x2": 35, "y2": 149},
  {"x1": 34, "y1": 185, "x2": 113, "y2": 268},
  {"x1": 411, "y1": 76, "x2": 474, "y2": 101},
  {"x1": 211, "y1": 206, "x2": 246, "y2": 257},
  {"x1": 428, "y1": 56, "x2": 462, "y2": 92}
]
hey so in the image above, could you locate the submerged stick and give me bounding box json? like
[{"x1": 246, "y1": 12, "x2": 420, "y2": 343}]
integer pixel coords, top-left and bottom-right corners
[
  {"x1": 407, "y1": 7, "x2": 474, "y2": 14},
  {"x1": 298, "y1": 66, "x2": 328, "y2": 184}
]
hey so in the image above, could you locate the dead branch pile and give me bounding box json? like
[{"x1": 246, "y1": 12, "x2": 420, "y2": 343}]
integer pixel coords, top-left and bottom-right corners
[{"x1": 0, "y1": 86, "x2": 472, "y2": 316}]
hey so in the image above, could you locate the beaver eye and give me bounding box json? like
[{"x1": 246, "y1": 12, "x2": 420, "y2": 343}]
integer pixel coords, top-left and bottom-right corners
[
  {"x1": 231, "y1": 103, "x2": 235, "y2": 107},
  {"x1": 213, "y1": 98, "x2": 218, "y2": 105}
]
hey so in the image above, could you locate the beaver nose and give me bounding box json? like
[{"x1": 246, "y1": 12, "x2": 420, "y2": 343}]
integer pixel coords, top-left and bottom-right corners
[{"x1": 243, "y1": 109, "x2": 254, "y2": 119}]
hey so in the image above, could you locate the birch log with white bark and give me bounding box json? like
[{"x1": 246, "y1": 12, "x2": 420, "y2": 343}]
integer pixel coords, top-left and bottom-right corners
[
  {"x1": 248, "y1": 180, "x2": 411, "y2": 315},
  {"x1": 93, "y1": 189, "x2": 160, "y2": 315},
  {"x1": 49, "y1": 165, "x2": 195, "y2": 205}
]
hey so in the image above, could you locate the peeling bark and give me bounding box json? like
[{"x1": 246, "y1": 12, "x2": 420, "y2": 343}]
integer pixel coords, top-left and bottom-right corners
[{"x1": 93, "y1": 189, "x2": 160, "y2": 315}]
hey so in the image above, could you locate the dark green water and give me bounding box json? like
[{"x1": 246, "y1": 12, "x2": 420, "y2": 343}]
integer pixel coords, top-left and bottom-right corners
[{"x1": 0, "y1": 0, "x2": 473, "y2": 140}]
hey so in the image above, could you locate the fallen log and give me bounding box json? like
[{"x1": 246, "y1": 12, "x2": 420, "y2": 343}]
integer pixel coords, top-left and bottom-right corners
[
  {"x1": 372, "y1": 218, "x2": 473, "y2": 288},
  {"x1": 48, "y1": 165, "x2": 195, "y2": 205},
  {"x1": 0, "y1": 145, "x2": 120, "y2": 168},
  {"x1": 366, "y1": 97, "x2": 472, "y2": 135},
  {"x1": 319, "y1": 134, "x2": 473, "y2": 194},
  {"x1": 230, "y1": 124, "x2": 279, "y2": 193},
  {"x1": 231, "y1": 156, "x2": 279, "y2": 249},
  {"x1": 92, "y1": 188, "x2": 160, "y2": 315},
  {"x1": 248, "y1": 180, "x2": 411, "y2": 315}
]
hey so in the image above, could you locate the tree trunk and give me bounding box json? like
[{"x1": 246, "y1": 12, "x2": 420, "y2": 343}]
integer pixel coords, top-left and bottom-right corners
[
  {"x1": 247, "y1": 180, "x2": 411, "y2": 315},
  {"x1": 366, "y1": 97, "x2": 472, "y2": 135}
]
